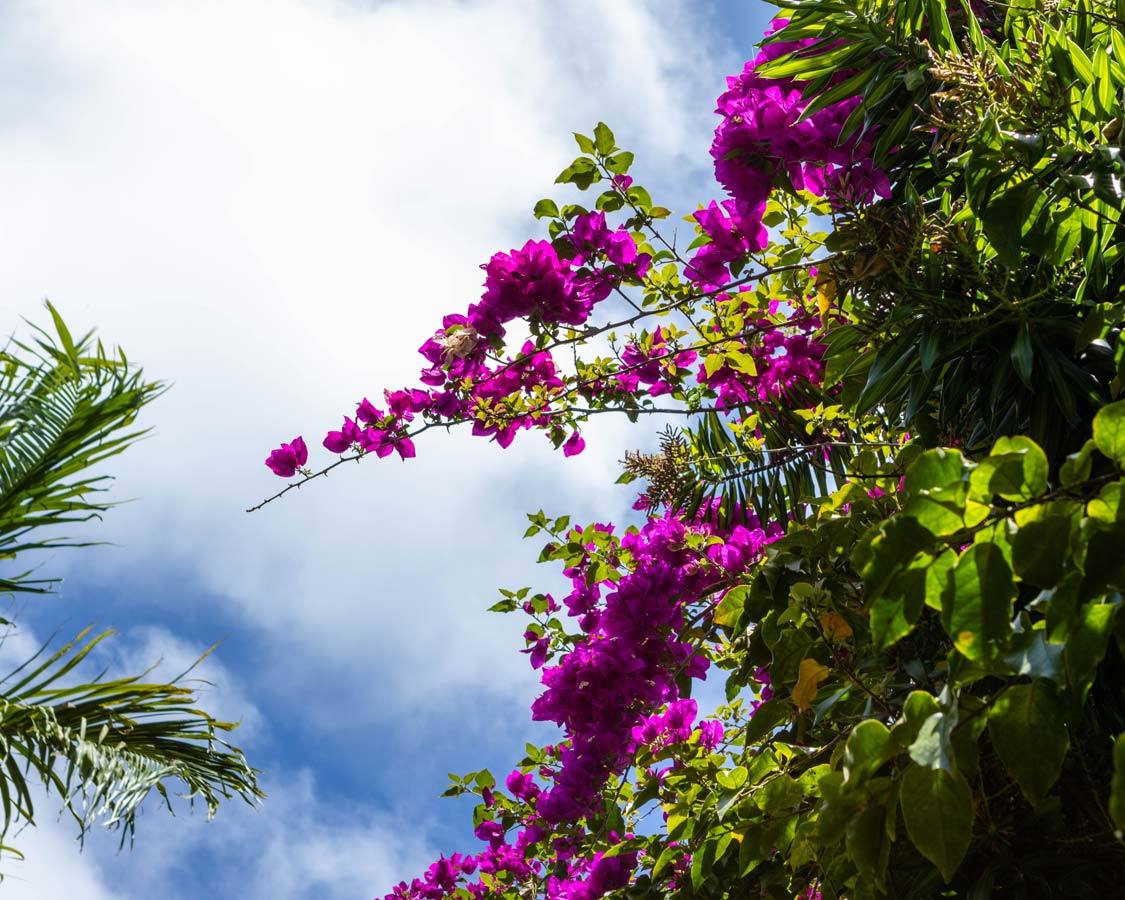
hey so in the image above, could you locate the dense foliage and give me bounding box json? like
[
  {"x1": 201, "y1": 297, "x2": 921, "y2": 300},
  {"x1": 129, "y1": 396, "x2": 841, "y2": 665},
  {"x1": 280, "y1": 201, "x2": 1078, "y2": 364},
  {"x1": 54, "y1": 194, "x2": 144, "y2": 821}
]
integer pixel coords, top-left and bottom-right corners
[
  {"x1": 262, "y1": 1, "x2": 1125, "y2": 896},
  {"x1": 0, "y1": 305, "x2": 261, "y2": 861}
]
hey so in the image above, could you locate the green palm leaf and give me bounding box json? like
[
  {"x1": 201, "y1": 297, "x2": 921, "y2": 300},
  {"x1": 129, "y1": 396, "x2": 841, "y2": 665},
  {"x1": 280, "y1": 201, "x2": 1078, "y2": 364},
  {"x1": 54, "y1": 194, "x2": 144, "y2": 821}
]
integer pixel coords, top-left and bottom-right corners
[
  {"x1": 0, "y1": 301, "x2": 164, "y2": 593},
  {"x1": 0, "y1": 302, "x2": 262, "y2": 862}
]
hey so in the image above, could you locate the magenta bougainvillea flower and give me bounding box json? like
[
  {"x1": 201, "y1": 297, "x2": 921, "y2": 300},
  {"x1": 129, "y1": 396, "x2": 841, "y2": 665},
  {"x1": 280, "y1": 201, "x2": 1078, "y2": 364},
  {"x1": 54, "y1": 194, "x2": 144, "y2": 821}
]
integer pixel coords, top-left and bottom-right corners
[
  {"x1": 322, "y1": 417, "x2": 361, "y2": 453},
  {"x1": 562, "y1": 431, "x2": 585, "y2": 457},
  {"x1": 264, "y1": 436, "x2": 307, "y2": 478}
]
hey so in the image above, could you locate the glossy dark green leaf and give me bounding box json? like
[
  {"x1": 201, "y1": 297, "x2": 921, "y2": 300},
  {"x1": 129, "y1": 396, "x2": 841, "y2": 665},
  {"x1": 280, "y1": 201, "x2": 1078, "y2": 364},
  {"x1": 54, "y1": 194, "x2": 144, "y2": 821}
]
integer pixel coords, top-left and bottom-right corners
[
  {"x1": 1063, "y1": 601, "x2": 1119, "y2": 704},
  {"x1": 942, "y1": 544, "x2": 1015, "y2": 661},
  {"x1": 854, "y1": 515, "x2": 935, "y2": 600},
  {"x1": 1011, "y1": 515, "x2": 1071, "y2": 587},
  {"x1": 870, "y1": 560, "x2": 926, "y2": 648},
  {"x1": 900, "y1": 766, "x2": 973, "y2": 883},
  {"x1": 1001, "y1": 624, "x2": 1064, "y2": 682},
  {"x1": 893, "y1": 690, "x2": 941, "y2": 749},
  {"x1": 908, "y1": 710, "x2": 958, "y2": 773},
  {"x1": 988, "y1": 682, "x2": 1069, "y2": 805},
  {"x1": 846, "y1": 799, "x2": 891, "y2": 884},
  {"x1": 1010, "y1": 321, "x2": 1034, "y2": 387},
  {"x1": 983, "y1": 180, "x2": 1034, "y2": 266},
  {"x1": 843, "y1": 720, "x2": 896, "y2": 785}
]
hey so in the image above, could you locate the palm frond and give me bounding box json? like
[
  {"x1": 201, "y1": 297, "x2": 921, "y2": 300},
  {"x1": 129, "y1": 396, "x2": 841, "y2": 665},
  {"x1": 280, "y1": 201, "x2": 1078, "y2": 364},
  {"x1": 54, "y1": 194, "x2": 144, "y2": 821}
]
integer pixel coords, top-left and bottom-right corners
[
  {"x1": 0, "y1": 304, "x2": 262, "y2": 862},
  {"x1": 0, "y1": 301, "x2": 164, "y2": 594},
  {"x1": 667, "y1": 407, "x2": 848, "y2": 527},
  {"x1": 0, "y1": 627, "x2": 263, "y2": 847}
]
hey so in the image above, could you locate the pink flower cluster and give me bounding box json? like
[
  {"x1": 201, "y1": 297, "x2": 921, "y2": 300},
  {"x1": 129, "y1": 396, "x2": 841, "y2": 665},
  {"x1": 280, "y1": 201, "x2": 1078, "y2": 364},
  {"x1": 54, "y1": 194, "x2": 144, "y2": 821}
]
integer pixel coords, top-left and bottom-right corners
[
  {"x1": 686, "y1": 199, "x2": 769, "y2": 289},
  {"x1": 530, "y1": 515, "x2": 714, "y2": 824},
  {"x1": 385, "y1": 783, "x2": 637, "y2": 900},
  {"x1": 710, "y1": 18, "x2": 890, "y2": 240},
  {"x1": 632, "y1": 698, "x2": 719, "y2": 750},
  {"x1": 384, "y1": 505, "x2": 777, "y2": 900},
  {"x1": 614, "y1": 327, "x2": 698, "y2": 397},
  {"x1": 265, "y1": 214, "x2": 653, "y2": 477},
  {"x1": 697, "y1": 310, "x2": 826, "y2": 409}
]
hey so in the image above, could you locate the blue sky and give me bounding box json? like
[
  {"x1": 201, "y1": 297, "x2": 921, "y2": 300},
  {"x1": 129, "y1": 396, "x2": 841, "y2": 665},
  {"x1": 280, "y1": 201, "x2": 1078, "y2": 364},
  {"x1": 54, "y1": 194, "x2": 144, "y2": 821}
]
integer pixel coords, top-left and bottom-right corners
[{"x1": 0, "y1": 1, "x2": 772, "y2": 897}]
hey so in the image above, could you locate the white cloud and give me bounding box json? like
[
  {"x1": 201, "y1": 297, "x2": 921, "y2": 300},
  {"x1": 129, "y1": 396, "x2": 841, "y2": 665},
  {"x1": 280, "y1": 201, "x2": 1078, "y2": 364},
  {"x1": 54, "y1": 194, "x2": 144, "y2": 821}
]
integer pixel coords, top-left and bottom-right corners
[
  {"x1": 1, "y1": 768, "x2": 436, "y2": 900},
  {"x1": 0, "y1": 1, "x2": 743, "y2": 894},
  {"x1": 0, "y1": 816, "x2": 122, "y2": 900},
  {"x1": 0, "y1": 622, "x2": 432, "y2": 899},
  {"x1": 0, "y1": 0, "x2": 735, "y2": 716}
]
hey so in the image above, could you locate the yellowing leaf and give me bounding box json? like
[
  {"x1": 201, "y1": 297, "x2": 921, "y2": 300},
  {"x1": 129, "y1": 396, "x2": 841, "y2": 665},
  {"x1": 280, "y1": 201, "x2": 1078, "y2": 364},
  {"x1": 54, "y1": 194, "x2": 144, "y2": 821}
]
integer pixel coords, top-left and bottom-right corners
[
  {"x1": 726, "y1": 350, "x2": 758, "y2": 376},
  {"x1": 791, "y1": 658, "x2": 830, "y2": 712},
  {"x1": 816, "y1": 277, "x2": 836, "y2": 316},
  {"x1": 704, "y1": 354, "x2": 726, "y2": 378},
  {"x1": 819, "y1": 611, "x2": 854, "y2": 642}
]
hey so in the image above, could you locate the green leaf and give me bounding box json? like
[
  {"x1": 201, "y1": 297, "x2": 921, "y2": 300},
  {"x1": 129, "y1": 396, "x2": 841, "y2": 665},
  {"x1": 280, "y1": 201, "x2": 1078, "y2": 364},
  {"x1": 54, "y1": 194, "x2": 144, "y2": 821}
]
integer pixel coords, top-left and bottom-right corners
[
  {"x1": 975, "y1": 436, "x2": 1048, "y2": 501},
  {"x1": 1093, "y1": 400, "x2": 1125, "y2": 465},
  {"x1": 870, "y1": 551, "x2": 947, "y2": 648},
  {"x1": 650, "y1": 843, "x2": 681, "y2": 879},
  {"x1": 843, "y1": 720, "x2": 896, "y2": 785},
  {"x1": 1001, "y1": 625, "x2": 1064, "y2": 682},
  {"x1": 704, "y1": 354, "x2": 726, "y2": 378},
  {"x1": 908, "y1": 710, "x2": 958, "y2": 773},
  {"x1": 942, "y1": 543, "x2": 1015, "y2": 661},
  {"x1": 554, "y1": 157, "x2": 600, "y2": 189},
  {"x1": 905, "y1": 447, "x2": 967, "y2": 494},
  {"x1": 893, "y1": 691, "x2": 941, "y2": 749},
  {"x1": 593, "y1": 122, "x2": 615, "y2": 155},
  {"x1": 604, "y1": 151, "x2": 633, "y2": 174},
  {"x1": 854, "y1": 515, "x2": 935, "y2": 600},
  {"x1": 743, "y1": 699, "x2": 789, "y2": 744},
  {"x1": 1063, "y1": 601, "x2": 1118, "y2": 704},
  {"x1": 573, "y1": 132, "x2": 595, "y2": 154},
  {"x1": 903, "y1": 448, "x2": 977, "y2": 535},
  {"x1": 900, "y1": 765, "x2": 973, "y2": 883},
  {"x1": 951, "y1": 696, "x2": 988, "y2": 781},
  {"x1": 988, "y1": 682, "x2": 1069, "y2": 805},
  {"x1": 982, "y1": 181, "x2": 1034, "y2": 266},
  {"x1": 1011, "y1": 515, "x2": 1072, "y2": 587},
  {"x1": 1060, "y1": 439, "x2": 1096, "y2": 486},
  {"x1": 1067, "y1": 37, "x2": 1096, "y2": 84},
  {"x1": 1111, "y1": 734, "x2": 1125, "y2": 830},
  {"x1": 626, "y1": 185, "x2": 653, "y2": 209},
  {"x1": 769, "y1": 627, "x2": 813, "y2": 685},
  {"x1": 717, "y1": 765, "x2": 748, "y2": 791},
  {"x1": 1078, "y1": 523, "x2": 1125, "y2": 597},
  {"x1": 1044, "y1": 575, "x2": 1081, "y2": 642},
  {"x1": 755, "y1": 773, "x2": 803, "y2": 812},
  {"x1": 532, "y1": 198, "x2": 559, "y2": 219},
  {"x1": 846, "y1": 798, "x2": 891, "y2": 883},
  {"x1": 1075, "y1": 305, "x2": 1105, "y2": 353},
  {"x1": 1087, "y1": 482, "x2": 1125, "y2": 524},
  {"x1": 1010, "y1": 320, "x2": 1034, "y2": 385},
  {"x1": 714, "y1": 585, "x2": 749, "y2": 630}
]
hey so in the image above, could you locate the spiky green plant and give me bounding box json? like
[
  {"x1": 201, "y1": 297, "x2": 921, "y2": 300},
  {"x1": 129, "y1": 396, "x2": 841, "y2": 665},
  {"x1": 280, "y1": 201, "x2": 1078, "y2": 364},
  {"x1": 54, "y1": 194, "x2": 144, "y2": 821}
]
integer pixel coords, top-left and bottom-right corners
[{"x1": 0, "y1": 302, "x2": 262, "y2": 861}]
